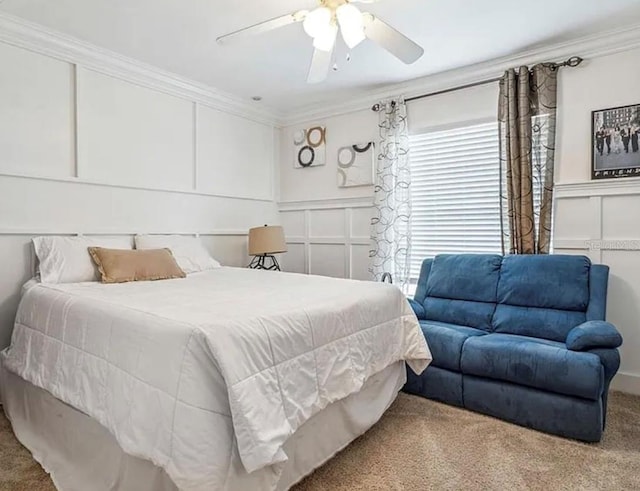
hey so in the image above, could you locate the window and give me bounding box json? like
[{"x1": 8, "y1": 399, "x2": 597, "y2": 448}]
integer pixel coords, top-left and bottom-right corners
[{"x1": 409, "y1": 120, "x2": 502, "y2": 281}]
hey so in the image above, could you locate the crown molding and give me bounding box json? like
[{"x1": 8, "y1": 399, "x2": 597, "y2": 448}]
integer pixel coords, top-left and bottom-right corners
[
  {"x1": 0, "y1": 11, "x2": 284, "y2": 126},
  {"x1": 281, "y1": 22, "x2": 640, "y2": 126},
  {"x1": 2, "y1": 10, "x2": 639, "y2": 129}
]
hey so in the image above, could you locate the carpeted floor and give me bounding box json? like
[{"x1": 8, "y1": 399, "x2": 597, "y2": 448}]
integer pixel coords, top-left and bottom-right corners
[
  {"x1": 0, "y1": 409, "x2": 54, "y2": 491},
  {"x1": 1, "y1": 391, "x2": 639, "y2": 491}
]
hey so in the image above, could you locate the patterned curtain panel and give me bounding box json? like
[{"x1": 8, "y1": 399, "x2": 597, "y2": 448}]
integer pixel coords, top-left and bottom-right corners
[
  {"x1": 369, "y1": 97, "x2": 412, "y2": 291},
  {"x1": 499, "y1": 64, "x2": 558, "y2": 254}
]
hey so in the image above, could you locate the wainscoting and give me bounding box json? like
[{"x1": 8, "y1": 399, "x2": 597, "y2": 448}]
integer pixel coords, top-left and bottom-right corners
[
  {"x1": 0, "y1": 43, "x2": 277, "y2": 202},
  {"x1": 279, "y1": 197, "x2": 374, "y2": 280},
  {"x1": 554, "y1": 179, "x2": 640, "y2": 394},
  {"x1": 0, "y1": 18, "x2": 279, "y2": 349},
  {"x1": 278, "y1": 181, "x2": 640, "y2": 395}
]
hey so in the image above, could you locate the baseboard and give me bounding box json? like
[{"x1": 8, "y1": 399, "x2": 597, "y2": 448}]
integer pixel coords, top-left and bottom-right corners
[{"x1": 610, "y1": 371, "x2": 640, "y2": 395}]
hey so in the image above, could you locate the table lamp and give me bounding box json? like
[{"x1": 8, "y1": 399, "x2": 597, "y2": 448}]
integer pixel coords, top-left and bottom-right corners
[{"x1": 248, "y1": 225, "x2": 287, "y2": 271}]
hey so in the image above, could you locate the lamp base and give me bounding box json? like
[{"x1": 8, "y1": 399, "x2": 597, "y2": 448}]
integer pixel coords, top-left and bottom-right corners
[{"x1": 248, "y1": 254, "x2": 281, "y2": 271}]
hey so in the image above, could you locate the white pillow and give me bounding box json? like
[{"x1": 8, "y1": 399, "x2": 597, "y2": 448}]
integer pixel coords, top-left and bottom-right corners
[
  {"x1": 134, "y1": 235, "x2": 221, "y2": 274},
  {"x1": 33, "y1": 236, "x2": 133, "y2": 284}
]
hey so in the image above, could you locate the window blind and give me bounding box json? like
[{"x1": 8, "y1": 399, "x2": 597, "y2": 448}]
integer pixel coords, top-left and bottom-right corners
[{"x1": 409, "y1": 121, "x2": 502, "y2": 280}]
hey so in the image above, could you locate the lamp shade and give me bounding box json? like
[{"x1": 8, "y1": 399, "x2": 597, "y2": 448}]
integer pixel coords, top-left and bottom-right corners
[{"x1": 248, "y1": 225, "x2": 287, "y2": 256}]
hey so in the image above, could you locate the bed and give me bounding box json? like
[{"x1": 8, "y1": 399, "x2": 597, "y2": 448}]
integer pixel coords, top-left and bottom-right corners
[{"x1": 1, "y1": 267, "x2": 431, "y2": 490}]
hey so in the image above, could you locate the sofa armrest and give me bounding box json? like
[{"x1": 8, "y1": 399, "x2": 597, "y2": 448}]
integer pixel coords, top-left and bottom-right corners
[
  {"x1": 407, "y1": 298, "x2": 426, "y2": 320},
  {"x1": 566, "y1": 321, "x2": 622, "y2": 351}
]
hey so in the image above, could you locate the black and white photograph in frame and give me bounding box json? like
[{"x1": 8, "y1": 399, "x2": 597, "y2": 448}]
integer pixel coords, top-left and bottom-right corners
[
  {"x1": 592, "y1": 103, "x2": 640, "y2": 179},
  {"x1": 337, "y1": 142, "x2": 375, "y2": 188},
  {"x1": 293, "y1": 126, "x2": 326, "y2": 168}
]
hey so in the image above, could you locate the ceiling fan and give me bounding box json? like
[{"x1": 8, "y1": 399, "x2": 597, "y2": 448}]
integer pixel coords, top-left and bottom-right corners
[{"x1": 216, "y1": 0, "x2": 424, "y2": 84}]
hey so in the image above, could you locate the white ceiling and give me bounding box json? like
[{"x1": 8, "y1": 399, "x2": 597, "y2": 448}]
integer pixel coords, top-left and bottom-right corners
[{"x1": 2, "y1": 0, "x2": 640, "y2": 113}]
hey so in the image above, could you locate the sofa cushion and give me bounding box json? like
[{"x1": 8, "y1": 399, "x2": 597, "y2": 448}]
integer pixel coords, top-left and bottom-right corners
[
  {"x1": 492, "y1": 255, "x2": 591, "y2": 340},
  {"x1": 497, "y1": 255, "x2": 591, "y2": 311},
  {"x1": 426, "y1": 254, "x2": 503, "y2": 303},
  {"x1": 460, "y1": 333, "x2": 604, "y2": 401},
  {"x1": 423, "y1": 254, "x2": 501, "y2": 330},
  {"x1": 492, "y1": 304, "x2": 586, "y2": 342},
  {"x1": 424, "y1": 297, "x2": 496, "y2": 331},
  {"x1": 419, "y1": 321, "x2": 485, "y2": 372}
]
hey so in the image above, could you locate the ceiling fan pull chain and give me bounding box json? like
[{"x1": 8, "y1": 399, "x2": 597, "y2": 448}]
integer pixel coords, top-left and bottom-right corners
[{"x1": 332, "y1": 46, "x2": 339, "y2": 72}]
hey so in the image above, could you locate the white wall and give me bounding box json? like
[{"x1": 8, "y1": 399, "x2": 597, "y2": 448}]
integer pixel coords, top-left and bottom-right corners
[
  {"x1": 556, "y1": 48, "x2": 640, "y2": 183},
  {"x1": 278, "y1": 83, "x2": 499, "y2": 278},
  {"x1": 278, "y1": 108, "x2": 378, "y2": 277},
  {"x1": 279, "y1": 110, "x2": 378, "y2": 203},
  {"x1": 552, "y1": 46, "x2": 640, "y2": 394},
  {"x1": 278, "y1": 48, "x2": 640, "y2": 394},
  {"x1": 278, "y1": 83, "x2": 499, "y2": 204},
  {"x1": 0, "y1": 42, "x2": 76, "y2": 178},
  {"x1": 0, "y1": 39, "x2": 279, "y2": 348}
]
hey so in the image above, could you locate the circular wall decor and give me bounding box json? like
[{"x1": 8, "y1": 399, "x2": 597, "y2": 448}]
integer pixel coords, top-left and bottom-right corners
[
  {"x1": 338, "y1": 168, "x2": 347, "y2": 187},
  {"x1": 337, "y1": 146, "x2": 356, "y2": 168},
  {"x1": 353, "y1": 142, "x2": 373, "y2": 153},
  {"x1": 306, "y1": 126, "x2": 326, "y2": 148},
  {"x1": 293, "y1": 129, "x2": 306, "y2": 146},
  {"x1": 298, "y1": 146, "x2": 315, "y2": 167}
]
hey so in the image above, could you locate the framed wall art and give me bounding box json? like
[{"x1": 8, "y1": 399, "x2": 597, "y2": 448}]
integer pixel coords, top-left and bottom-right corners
[
  {"x1": 293, "y1": 126, "x2": 326, "y2": 168},
  {"x1": 337, "y1": 141, "x2": 375, "y2": 188},
  {"x1": 592, "y1": 103, "x2": 640, "y2": 179}
]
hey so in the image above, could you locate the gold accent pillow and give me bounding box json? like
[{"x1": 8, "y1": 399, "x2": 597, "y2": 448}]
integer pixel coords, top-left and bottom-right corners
[{"x1": 88, "y1": 247, "x2": 186, "y2": 284}]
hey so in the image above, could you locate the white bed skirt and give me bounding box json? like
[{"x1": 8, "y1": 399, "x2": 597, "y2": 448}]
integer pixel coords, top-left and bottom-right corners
[{"x1": 1, "y1": 361, "x2": 406, "y2": 491}]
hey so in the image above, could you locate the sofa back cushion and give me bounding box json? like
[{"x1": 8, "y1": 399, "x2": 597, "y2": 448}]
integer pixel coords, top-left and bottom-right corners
[
  {"x1": 492, "y1": 255, "x2": 591, "y2": 341},
  {"x1": 423, "y1": 254, "x2": 502, "y2": 331}
]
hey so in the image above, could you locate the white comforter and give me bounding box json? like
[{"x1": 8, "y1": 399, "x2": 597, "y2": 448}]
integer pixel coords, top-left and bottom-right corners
[{"x1": 2, "y1": 268, "x2": 430, "y2": 489}]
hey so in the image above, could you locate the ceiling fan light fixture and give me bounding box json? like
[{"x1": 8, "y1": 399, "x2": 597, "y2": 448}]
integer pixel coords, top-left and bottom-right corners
[
  {"x1": 336, "y1": 3, "x2": 366, "y2": 49},
  {"x1": 216, "y1": 0, "x2": 425, "y2": 85},
  {"x1": 303, "y1": 7, "x2": 332, "y2": 38},
  {"x1": 312, "y1": 22, "x2": 338, "y2": 52}
]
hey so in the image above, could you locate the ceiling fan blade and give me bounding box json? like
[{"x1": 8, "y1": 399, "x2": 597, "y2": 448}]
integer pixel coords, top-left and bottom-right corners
[
  {"x1": 217, "y1": 11, "x2": 307, "y2": 45},
  {"x1": 363, "y1": 14, "x2": 424, "y2": 64},
  {"x1": 307, "y1": 48, "x2": 333, "y2": 84}
]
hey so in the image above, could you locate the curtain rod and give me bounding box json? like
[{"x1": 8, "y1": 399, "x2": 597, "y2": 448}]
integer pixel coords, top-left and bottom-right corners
[{"x1": 371, "y1": 56, "x2": 583, "y2": 112}]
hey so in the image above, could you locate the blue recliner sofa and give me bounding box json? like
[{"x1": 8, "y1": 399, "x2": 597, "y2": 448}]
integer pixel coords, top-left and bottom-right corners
[{"x1": 404, "y1": 254, "x2": 623, "y2": 442}]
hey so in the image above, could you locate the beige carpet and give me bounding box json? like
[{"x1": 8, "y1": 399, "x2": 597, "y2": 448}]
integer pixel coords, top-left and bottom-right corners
[
  {"x1": 0, "y1": 409, "x2": 55, "y2": 491},
  {"x1": 1, "y1": 391, "x2": 639, "y2": 491}
]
